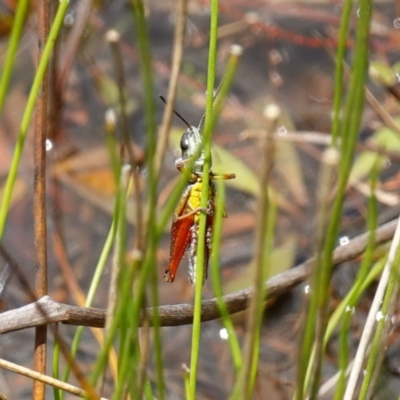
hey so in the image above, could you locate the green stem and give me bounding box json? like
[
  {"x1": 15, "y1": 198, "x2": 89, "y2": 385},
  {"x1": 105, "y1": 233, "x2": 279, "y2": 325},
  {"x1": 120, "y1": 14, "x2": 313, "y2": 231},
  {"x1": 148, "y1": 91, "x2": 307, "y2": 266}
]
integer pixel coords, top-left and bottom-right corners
[
  {"x1": 60, "y1": 110, "x2": 121, "y2": 399},
  {"x1": 358, "y1": 245, "x2": 400, "y2": 398},
  {"x1": 189, "y1": 0, "x2": 219, "y2": 397},
  {"x1": 0, "y1": 0, "x2": 29, "y2": 113},
  {"x1": 0, "y1": 0, "x2": 70, "y2": 238},
  {"x1": 330, "y1": 0, "x2": 353, "y2": 145},
  {"x1": 300, "y1": 0, "x2": 372, "y2": 397},
  {"x1": 210, "y1": 180, "x2": 242, "y2": 372},
  {"x1": 334, "y1": 165, "x2": 379, "y2": 399}
]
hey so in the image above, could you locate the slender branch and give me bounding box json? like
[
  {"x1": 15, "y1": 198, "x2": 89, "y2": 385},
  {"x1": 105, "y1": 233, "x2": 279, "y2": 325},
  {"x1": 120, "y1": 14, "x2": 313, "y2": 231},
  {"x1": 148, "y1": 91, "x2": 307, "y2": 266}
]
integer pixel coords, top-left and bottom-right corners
[
  {"x1": 344, "y1": 218, "x2": 400, "y2": 399},
  {"x1": 0, "y1": 218, "x2": 397, "y2": 335},
  {"x1": 238, "y1": 104, "x2": 279, "y2": 399},
  {"x1": 33, "y1": 1, "x2": 50, "y2": 398},
  {"x1": 154, "y1": 0, "x2": 187, "y2": 177},
  {"x1": 0, "y1": 358, "x2": 109, "y2": 400}
]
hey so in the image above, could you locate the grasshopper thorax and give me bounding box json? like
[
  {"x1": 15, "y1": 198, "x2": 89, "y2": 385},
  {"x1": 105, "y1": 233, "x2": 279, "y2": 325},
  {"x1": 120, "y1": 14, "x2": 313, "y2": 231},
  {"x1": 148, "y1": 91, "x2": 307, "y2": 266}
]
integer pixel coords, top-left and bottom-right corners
[{"x1": 180, "y1": 126, "x2": 206, "y2": 174}]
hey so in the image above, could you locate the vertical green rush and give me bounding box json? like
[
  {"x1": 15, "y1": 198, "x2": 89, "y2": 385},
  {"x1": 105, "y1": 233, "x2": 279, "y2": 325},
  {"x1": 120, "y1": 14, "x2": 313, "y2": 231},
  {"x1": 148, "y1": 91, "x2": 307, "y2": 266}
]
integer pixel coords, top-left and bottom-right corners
[
  {"x1": 303, "y1": 161, "x2": 381, "y2": 396},
  {"x1": 299, "y1": 255, "x2": 386, "y2": 400},
  {"x1": 189, "y1": 0, "x2": 219, "y2": 397},
  {"x1": 128, "y1": 1, "x2": 166, "y2": 398},
  {"x1": 297, "y1": 146, "x2": 340, "y2": 398},
  {"x1": 296, "y1": 0, "x2": 372, "y2": 398},
  {"x1": 0, "y1": 0, "x2": 70, "y2": 237},
  {"x1": 105, "y1": 108, "x2": 123, "y2": 182},
  {"x1": 91, "y1": 1, "x2": 162, "y2": 394},
  {"x1": 334, "y1": 163, "x2": 379, "y2": 400},
  {"x1": 310, "y1": 1, "x2": 372, "y2": 396},
  {"x1": 183, "y1": 364, "x2": 191, "y2": 399},
  {"x1": 100, "y1": 116, "x2": 132, "y2": 397},
  {"x1": 107, "y1": 168, "x2": 131, "y2": 398},
  {"x1": 143, "y1": 378, "x2": 154, "y2": 400},
  {"x1": 60, "y1": 110, "x2": 121, "y2": 398},
  {"x1": 88, "y1": 258, "x2": 138, "y2": 392},
  {"x1": 232, "y1": 104, "x2": 279, "y2": 400},
  {"x1": 334, "y1": 305, "x2": 352, "y2": 400},
  {"x1": 358, "y1": 241, "x2": 400, "y2": 397},
  {"x1": 209, "y1": 44, "x2": 243, "y2": 132},
  {"x1": 130, "y1": 0, "x2": 157, "y2": 233},
  {"x1": 330, "y1": 0, "x2": 353, "y2": 146},
  {"x1": 149, "y1": 267, "x2": 165, "y2": 400},
  {"x1": 0, "y1": 0, "x2": 29, "y2": 113},
  {"x1": 246, "y1": 200, "x2": 277, "y2": 398},
  {"x1": 53, "y1": 324, "x2": 61, "y2": 400},
  {"x1": 210, "y1": 179, "x2": 242, "y2": 372}
]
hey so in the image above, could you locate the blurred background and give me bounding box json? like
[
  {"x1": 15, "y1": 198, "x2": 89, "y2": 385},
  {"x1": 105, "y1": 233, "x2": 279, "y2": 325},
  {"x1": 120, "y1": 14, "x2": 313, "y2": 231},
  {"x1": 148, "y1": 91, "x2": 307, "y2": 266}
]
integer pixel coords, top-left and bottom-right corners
[{"x1": 1, "y1": 0, "x2": 400, "y2": 398}]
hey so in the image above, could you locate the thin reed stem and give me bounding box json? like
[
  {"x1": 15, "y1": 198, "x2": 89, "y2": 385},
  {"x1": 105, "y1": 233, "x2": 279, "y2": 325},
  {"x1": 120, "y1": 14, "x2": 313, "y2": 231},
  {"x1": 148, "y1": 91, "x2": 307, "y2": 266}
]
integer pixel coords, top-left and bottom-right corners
[
  {"x1": 0, "y1": 0, "x2": 29, "y2": 113},
  {"x1": 233, "y1": 104, "x2": 279, "y2": 400},
  {"x1": 0, "y1": 0, "x2": 69, "y2": 237},
  {"x1": 189, "y1": 1, "x2": 219, "y2": 396},
  {"x1": 296, "y1": 0, "x2": 372, "y2": 397},
  {"x1": 210, "y1": 179, "x2": 242, "y2": 372},
  {"x1": 330, "y1": 0, "x2": 352, "y2": 145},
  {"x1": 33, "y1": 1, "x2": 50, "y2": 398},
  {"x1": 154, "y1": 0, "x2": 187, "y2": 177}
]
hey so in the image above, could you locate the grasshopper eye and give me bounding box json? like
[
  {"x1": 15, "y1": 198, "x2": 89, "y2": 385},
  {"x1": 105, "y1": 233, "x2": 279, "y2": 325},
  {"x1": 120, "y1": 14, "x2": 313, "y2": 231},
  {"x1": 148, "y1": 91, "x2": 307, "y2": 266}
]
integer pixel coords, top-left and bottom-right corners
[{"x1": 180, "y1": 133, "x2": 190, "y2": 152}]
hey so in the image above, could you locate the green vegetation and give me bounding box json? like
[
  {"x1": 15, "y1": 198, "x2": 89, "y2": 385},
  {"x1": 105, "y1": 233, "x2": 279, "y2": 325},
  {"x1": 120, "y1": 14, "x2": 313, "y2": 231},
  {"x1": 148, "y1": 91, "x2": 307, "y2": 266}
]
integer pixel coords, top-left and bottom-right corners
[{"x1": 2, "y1": 0, "x2": 400, "y2": 399}]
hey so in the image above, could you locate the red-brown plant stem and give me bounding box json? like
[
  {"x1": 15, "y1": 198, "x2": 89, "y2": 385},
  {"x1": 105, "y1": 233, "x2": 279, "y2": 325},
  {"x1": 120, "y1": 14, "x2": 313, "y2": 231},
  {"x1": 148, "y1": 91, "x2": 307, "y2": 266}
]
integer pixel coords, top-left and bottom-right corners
[
  {"x1": 33, "y1": 1, "x2": 50, "y2": 399},
  {"x1": 154, "y1": 0, "x2": 187, "y2": 178}
]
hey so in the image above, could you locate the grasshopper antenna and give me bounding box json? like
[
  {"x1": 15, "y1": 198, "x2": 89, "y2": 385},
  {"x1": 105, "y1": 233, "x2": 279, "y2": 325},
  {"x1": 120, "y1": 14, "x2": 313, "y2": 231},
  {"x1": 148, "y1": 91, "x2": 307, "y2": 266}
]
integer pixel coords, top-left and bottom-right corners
[
  {"x1": 196, "y1": 77, "x2": 225, "y2": 131},
  {"x1": 159, "y1": 95, "x2": 192, "y2": 131}
]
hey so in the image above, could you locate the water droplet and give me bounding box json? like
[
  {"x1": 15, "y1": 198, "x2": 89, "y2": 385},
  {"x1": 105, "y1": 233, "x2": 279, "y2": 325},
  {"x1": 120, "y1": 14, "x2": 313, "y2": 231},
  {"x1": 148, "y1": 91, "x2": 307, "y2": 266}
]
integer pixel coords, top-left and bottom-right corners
[
  {"x1": 45, "y1": 139, "x2": 53, "y2": 152},
  {"x1": 339, "y1": 236, "x2": 350, "y2": 246},
  {"x1": 278, "y1": 126, "x2": 287, "y2": 136},
  {"x1": 219, "y1": 328, "x2": 229, "y2": 340},
  {"x1": 394, "y1": 18, "x2": 400, "y2": 29},
  {"x1": 269, "y1": 49, "x2": 283, "y2": 66},
  {"x1": 304, "y1": 285, "x2": 311, "y2": 294},
  {"x1": 345, "y1": 305, "x2": 355, "y2": 314},
  {"x1": 64, "y1": 13, "x2": 74, "y2": 27},
  {"x1": 105, "y1": 108, "x2": 116, "y2": 127},
  {"x1": 376, "y1": 310, "x2": 385, "y2": 322}
]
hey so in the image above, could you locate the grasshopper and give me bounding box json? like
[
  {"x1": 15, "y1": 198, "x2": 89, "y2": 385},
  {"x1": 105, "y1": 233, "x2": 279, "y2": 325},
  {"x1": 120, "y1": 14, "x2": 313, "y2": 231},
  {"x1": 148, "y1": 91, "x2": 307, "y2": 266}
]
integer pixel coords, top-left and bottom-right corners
[{"x1": 161, "y1": 96, "x2": 235, "y2": 284}]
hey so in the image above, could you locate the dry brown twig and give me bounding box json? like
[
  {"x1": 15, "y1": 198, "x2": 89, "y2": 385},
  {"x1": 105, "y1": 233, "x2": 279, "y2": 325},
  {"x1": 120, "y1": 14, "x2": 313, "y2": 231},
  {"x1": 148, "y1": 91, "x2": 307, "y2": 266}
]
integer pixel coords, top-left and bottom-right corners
[
  {"x1": 0, "y1": 218, "x2": 397, "y2": 335},
  {"x1": 0, "y1": 357, "x2": 108, "y2": 400},
  {"x1": 33, "y1": 1, "x2": 50, "y2": 398},
  {"x1": 154, "y1": 0, "x2": 187, "y2": 177}
]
